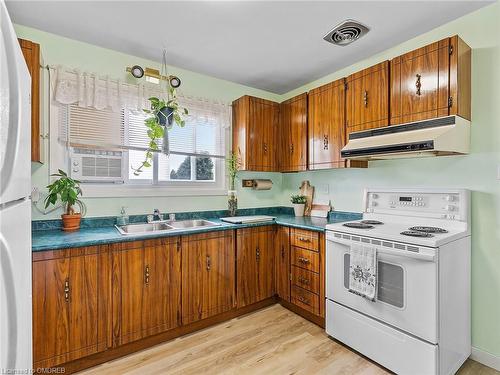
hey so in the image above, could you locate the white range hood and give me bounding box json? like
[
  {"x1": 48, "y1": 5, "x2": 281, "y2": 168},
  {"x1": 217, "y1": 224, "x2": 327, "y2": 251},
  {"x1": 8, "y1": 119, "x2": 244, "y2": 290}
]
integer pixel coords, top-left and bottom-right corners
[{"x1": 341, "y1": 116, "x2": 470, "y2": 160}]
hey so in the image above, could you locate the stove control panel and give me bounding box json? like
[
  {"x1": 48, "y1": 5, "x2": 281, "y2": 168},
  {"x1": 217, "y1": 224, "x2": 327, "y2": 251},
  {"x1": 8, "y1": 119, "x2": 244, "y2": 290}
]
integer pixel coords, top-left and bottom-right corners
[{"x1": 365, "y1": 190, "x2": 468, "y2": 221}]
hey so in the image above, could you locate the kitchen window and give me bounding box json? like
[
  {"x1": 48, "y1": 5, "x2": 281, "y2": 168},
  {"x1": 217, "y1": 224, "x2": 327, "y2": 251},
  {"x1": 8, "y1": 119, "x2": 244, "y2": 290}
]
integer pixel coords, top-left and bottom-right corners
[{"x1": 58, "y1": 102, "x2": 229, "y2": 196}]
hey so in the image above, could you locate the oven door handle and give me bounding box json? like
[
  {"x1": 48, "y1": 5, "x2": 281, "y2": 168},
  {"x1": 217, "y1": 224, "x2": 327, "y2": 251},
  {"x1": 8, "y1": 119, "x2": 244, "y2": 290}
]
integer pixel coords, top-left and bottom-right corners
[{"x1": 327, "y1": 237, "x2": 435, "y2": 262}]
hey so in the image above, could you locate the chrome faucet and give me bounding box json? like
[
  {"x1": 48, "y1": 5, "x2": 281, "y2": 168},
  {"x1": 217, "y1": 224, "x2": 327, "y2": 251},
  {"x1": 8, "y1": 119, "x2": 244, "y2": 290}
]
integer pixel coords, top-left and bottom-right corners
[{"x1": 147, "y1": 208, "x2": 163, "y2": 223}]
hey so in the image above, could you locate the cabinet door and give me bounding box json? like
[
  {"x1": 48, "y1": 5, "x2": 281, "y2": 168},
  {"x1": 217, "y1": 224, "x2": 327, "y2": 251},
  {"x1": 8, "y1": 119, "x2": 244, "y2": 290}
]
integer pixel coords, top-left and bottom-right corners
[
  {"x1": 32, "y1": 249, "x2": 100, "y2": 368},
  {"x1": 116, "y1": 239, "x2": 180, "y2": 346},
  {"x1": 279, "y1": 93, "x2": 307, "y2": 172},
  {"x1": 248, "y1": 97, "x2": 278, "y2": 171},
  {"x1": 237, "y1": 226, "x2": 275, "y2": 307},
  {"x1": 347, "y1": 61, "x2": 389, "y2": 133},
  {"x1": 18, "y1": 39, "x2": 41, "y2": 163},
  {"x1": 275, "y1": 226, "x2": 290, "y2": 301},
  {"x1": 308, "y1": 79, "x2": 346, "y2": 170},
  {"x1": 182, "y1": 232, "x2": 235, "y2": 325}
]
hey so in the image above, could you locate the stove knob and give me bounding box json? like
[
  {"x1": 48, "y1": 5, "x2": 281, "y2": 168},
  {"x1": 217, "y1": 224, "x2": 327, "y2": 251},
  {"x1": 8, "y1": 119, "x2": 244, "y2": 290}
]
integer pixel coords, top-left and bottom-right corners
[
  {"x1": 445, "y1": 205, "x2": 456, "y2": 211},
  {"x1": 445, "y1": 195, "x2": 455, "y2": 202}
]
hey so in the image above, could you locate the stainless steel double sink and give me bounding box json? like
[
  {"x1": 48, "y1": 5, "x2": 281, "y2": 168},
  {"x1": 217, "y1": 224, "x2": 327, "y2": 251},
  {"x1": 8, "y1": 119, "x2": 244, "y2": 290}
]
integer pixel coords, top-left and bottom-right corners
[{"x1": 115, "y1": 219, "x2": 221, "y2": 235}]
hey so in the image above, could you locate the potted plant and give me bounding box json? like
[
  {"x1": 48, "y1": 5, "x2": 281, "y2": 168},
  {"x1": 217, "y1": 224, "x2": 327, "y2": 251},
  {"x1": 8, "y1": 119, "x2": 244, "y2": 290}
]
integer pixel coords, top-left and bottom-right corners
[
  {"x1": 291, "y1": 194, "x2": 307, "y2": 217},
  {"x1": 44, "y1": 169, "x2": 86, "y2": 231},
  {"x1": 227, "y1": 152, "x2": 240, "y2": 216},
  {"x1": 132, "y1": 86, "x2": 188, "y2": 176}
]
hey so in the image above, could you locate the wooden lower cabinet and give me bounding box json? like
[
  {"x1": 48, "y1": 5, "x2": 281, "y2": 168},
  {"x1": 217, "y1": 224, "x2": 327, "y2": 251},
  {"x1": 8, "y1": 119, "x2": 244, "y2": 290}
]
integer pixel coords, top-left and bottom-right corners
[
  {"x1": 111, "y1": 238, "x2": 181, "y2": 346},
  {"x1": 181, "y1": 231, "x2": 235, "y2": 324},
  {"x1": 32, "y1": 245, "x2": 110, "y2": 369},
  {"x1": 236, "y1": 226, "x2": 275, "y2": 307},
  {"x1": 275, "y1": 226, "x2": 290, "y2": 301},
  {"x1": 33, "y1": 226, "x2": 325, "y2": 372}
]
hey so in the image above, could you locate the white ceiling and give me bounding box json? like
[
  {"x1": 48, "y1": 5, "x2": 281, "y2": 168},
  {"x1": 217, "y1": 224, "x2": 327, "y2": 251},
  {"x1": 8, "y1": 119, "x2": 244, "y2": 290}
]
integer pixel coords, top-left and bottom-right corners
[{"x1": 6, "y1": 1, "x2": 491, "y2": 94}]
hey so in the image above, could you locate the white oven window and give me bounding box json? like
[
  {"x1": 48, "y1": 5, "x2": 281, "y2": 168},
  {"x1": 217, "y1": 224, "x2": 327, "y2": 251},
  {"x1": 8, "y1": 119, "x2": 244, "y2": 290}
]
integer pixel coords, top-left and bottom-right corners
[{"x1": 343, "y1": 254, "x2": 405, "y2": 308}]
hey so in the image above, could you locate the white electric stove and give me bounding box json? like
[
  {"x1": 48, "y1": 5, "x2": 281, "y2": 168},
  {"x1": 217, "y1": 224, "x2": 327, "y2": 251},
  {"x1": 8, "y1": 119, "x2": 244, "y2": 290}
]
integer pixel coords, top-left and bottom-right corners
[{"x1": 325, "y1": 188, "x2": 471, "y2": 375}]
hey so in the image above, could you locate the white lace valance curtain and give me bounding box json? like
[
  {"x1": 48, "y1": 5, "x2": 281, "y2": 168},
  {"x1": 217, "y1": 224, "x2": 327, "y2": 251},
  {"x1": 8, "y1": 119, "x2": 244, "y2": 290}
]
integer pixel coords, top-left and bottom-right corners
[
  {"x1": 52, "y1": 65, "x2": 231, "y2": 156},
  {"x1": 51, "y1": 65, "x2": 232, "y2": 127}
]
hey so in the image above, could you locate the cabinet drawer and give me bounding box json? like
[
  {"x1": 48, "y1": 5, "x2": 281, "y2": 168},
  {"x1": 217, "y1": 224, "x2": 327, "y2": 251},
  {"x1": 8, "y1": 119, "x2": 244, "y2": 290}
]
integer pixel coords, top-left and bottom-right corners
[
  {"x1": 291, "y1": 285, "x2": 320, "y2": 315},
  {"x1": 291, "y1": 229, "x2": 319, "y2": 251},
  {"x1": 291, "y1": 266, "x2": 319, "y2": 294},
  {"x1": 291, "y1": 247, "x2": 319, "y2": 273}
]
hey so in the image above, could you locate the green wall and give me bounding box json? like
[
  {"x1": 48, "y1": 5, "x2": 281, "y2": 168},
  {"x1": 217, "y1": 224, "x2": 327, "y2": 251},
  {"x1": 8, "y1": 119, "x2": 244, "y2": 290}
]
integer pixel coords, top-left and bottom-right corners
[
  {"x1": 16, "y1": 2, "x2": 500, "y2": 359},
  {"x1": 14, "y1": 24, "x2": 284, "y2": 220},
  {"x1": 280, "y1": 3, "x2": 500, "y2": 358}
]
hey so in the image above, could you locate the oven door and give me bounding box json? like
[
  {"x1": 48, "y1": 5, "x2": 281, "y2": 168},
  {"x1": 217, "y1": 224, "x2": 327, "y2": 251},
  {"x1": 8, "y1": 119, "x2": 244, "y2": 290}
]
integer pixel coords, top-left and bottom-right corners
[{"x1": 326, "y1": 231, "x2": 438, "y2": 343}]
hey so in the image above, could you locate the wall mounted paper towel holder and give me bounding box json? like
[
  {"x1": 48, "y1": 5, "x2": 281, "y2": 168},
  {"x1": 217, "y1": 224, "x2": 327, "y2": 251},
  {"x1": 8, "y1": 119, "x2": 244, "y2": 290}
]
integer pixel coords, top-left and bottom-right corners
[{"x1": 242, "y1": 179, "x2": 273, "y2": 190}]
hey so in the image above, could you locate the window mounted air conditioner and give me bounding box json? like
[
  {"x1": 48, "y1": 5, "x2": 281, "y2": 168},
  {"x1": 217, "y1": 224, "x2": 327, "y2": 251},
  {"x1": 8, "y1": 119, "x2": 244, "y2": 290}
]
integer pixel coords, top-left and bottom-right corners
[{"x1": 70, "y1": 148, "x2": 124, "y2": 183}]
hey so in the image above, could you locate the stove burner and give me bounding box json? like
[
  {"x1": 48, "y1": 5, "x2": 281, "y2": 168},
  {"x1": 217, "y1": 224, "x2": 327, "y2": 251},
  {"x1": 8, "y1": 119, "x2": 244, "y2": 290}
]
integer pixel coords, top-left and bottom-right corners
[
  {"x1": 401, "y1": 230, "x2": 434, "y2": 238},
  {"x1": 360, "y1": 220, "x2": 384, "y2": 225},
  {"x1": 343, "y1": 222, "x2": 374, "y2": 229},
  {"x1": 409, "y1": 226, "x2": 448, "y2": 234}
]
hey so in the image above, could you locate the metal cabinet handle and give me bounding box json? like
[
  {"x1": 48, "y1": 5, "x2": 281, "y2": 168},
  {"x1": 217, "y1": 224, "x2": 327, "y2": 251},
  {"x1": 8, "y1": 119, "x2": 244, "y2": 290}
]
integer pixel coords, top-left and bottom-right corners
[
  {"x1": 416, "y1": 74, "x2": 422, "y2": 96},
  {"x1": 298, "y1": 296, "x2": 310, "y2": 305},
  {"x1": 298, "y1": 257, "x2": 310, "y2": 264},
  {"x1": 290, "y1": 144, "x2": 294, "y2": 154},
  {"x1": 64, "y1": 279, "x2": 70, "y2": 302},
  {"x1": 323, "y1": 134, "x2": 329, "y2": 150},
  {"x1": 298, "y1": 276, "x2": 310, "y2": 285},
  {"x1": 206, "y1": 255, "x2": 211, "y2": 271},
  {"x1": 256, "y1": 247, "x2": 260, "y2": 262},
  {"x1": 263, "y1": 143, "x2": 268, "y2": 153},
  {"x1": 281, "y1": 246, "x2": 285, "y2": 259},
  {"x1": 298, "y1": 236, "x2": 310, "y2": 243},
  {"x1": 144, "y1": 265, "x2": 150, "y2": 285},
  {"x1": 363, "y1": 90, "x2": 368, "y2": 107}
]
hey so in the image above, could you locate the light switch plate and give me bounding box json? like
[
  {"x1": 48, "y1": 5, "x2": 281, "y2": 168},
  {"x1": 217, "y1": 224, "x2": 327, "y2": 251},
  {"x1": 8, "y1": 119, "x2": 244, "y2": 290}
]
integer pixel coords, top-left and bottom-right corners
[
  {"x1": 497, "y1": 164, "x2": 500, "y2": 180},
  {"x1": 319, "y1": 184, "x2": 330, "y2": 195}
]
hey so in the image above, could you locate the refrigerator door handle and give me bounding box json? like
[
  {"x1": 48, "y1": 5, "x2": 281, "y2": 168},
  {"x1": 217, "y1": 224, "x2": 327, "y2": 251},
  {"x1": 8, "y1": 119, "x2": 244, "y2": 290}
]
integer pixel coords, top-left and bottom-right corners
[{"x1": 0, "y1": 238, "x2": 18, "y2": 369}]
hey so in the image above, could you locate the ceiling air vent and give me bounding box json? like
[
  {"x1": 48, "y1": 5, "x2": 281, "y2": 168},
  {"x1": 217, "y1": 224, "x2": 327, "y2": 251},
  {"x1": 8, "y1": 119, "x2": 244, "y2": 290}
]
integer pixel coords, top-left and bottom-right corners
[{"x1": 323, "y1": 19, "x2": 370, "y2": 46}]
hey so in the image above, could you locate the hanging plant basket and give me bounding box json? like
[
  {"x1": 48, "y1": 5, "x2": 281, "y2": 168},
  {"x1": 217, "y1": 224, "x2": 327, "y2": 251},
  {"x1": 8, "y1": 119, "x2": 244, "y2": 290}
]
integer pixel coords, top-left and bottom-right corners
[{"x1": 158, "y1": 106, "x2": 174, "y2": 126}]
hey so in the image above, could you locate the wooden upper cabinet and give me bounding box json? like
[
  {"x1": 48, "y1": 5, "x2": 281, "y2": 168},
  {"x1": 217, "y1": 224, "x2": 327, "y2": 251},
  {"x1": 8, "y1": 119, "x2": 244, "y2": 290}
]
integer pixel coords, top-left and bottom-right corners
[
  {"x1": 275, "y1": 226, "x2": 290, "y2": 301},
  {"x1": 181, "y1": 231, "x2": 235, "y2": 325},
  {"x1": 112, "y1": 238, "x2": 181, "y2": 346},
  {"x1": 346, "y1": 61, "x2": 390, "y2": 134},
  {"x1": 236, "y1": 226, "x2": 275, "y2": 307},
  {"x1": 391, "y1": 35, "x2": 471, "y2": 125},
  {"x1": 279, "y1": 93, "x2": 307, "y2": 172},
  {"x1": 308, "y1": 78, "x2": 346, "y2": 170},
  {"x1": 32, "y1": 246, "x2": 110, "y2": 369},
  {"x1": 232, "y1": 95, "x2": 279, "y2": 171},
  {"x1": 18, "y1": 38, "x2": 42, "y2": 163}
]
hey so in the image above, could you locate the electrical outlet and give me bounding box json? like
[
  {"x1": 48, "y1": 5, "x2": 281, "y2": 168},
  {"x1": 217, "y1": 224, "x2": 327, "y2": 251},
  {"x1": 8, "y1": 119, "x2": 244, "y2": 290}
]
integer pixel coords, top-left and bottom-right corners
[
  {"x1": 31, "y1": 187, "x2": 40, "y2": 203},
  {"x1": 318, "y1": 184, "x2": 329, "y2": 195}
]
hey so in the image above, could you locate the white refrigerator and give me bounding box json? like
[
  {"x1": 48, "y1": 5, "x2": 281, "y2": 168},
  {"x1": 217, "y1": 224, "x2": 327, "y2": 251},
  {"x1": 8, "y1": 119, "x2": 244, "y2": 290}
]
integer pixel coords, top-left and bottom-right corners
[{"x1": 0, "y1": 0, "x2": 33, "y2": 371}]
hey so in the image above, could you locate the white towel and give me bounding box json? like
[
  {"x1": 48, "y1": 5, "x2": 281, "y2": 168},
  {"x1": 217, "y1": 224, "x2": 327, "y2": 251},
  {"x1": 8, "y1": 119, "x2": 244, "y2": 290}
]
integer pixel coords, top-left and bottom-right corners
[{"x1": 348, "y1": 243, "x2": 377, "y2": 301}]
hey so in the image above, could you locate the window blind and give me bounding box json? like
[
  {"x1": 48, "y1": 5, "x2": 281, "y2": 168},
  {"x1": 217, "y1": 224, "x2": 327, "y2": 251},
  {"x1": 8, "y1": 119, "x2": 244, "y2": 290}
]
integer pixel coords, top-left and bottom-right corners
[{"x1": 60, "y1": 104, "x2": 226, "y2": 159}]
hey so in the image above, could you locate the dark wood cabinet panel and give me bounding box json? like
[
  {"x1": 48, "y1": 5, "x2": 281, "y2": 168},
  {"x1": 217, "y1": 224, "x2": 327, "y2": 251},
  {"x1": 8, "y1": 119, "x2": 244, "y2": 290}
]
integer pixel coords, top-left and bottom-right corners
[
  {"x1": 237, "y1": 226, "x2": 275, "y2": 307},
  {"x1": 32, "y1": 246, "x2": 108, "y2": 369},
  {"x1": 391, "y1": 35, "x2": 471, "y2": 125},
  {"x1": 181, "y1": 231, "x2": 235, "y2": 325},
  {"x1": 279, "y1": 93, "x2": 307, "y2": 172},
  {"x1": 232, "y1": 95, "x2": 279, "y2": 171},
  {"x1": 275, "y1": 226, "x2": 290, "y2": 301},
  {"x1": 346, "y1": 61, "x2": 389, "y2": 133},
  {"x1": 18, "y1": 38, "x2": 42, "y2": 163},
  {"x1": 112, "y1": 238, "x2": 181, "y2": 346},
  {"x1": 308, "y1": 79, "x2": 346, "y2": 170}
]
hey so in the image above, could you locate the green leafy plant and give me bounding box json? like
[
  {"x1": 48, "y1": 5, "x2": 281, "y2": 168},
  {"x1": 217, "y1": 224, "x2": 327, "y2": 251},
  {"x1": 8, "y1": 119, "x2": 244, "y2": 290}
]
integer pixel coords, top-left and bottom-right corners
[
  {"x1": 44, "y1": 169, "x2": 84, "y2": 215},
  {"x1": 290, "y1": 194, "x2": 307, "y2": 204},
  {"x1": 227, "y1": 152, "x2": 240, "y2": 190},
  {"x1": 132, "y1": 87, "x2": 188, "y2": 176}
]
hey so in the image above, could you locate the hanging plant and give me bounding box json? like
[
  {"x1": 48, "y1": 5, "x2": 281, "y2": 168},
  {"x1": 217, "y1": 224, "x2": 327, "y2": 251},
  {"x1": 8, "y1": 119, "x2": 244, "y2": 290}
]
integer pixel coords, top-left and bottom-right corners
[{"x1": 132, "y1": 86, "x2": 188, "y2": 176}]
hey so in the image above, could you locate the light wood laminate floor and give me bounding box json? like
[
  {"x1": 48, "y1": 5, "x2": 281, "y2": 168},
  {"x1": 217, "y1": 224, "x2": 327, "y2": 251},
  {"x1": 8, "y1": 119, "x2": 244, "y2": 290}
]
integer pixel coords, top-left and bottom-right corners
[{"x1": 79, "y1": 304, "x2": 498, "y2": 375}]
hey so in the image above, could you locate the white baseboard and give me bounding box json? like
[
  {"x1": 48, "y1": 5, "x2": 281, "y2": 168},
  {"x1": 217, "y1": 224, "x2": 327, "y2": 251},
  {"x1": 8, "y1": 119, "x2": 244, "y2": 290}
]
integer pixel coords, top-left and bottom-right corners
[{"x1": 471, "y1": 347, "x2": 500, "y2": 371}]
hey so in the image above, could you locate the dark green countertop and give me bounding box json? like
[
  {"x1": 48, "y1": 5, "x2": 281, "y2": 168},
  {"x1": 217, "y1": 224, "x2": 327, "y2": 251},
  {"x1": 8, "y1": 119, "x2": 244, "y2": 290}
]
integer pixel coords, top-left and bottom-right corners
[{"x1": 32, "y1": 212, "x2": 361, "y2": 252}]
